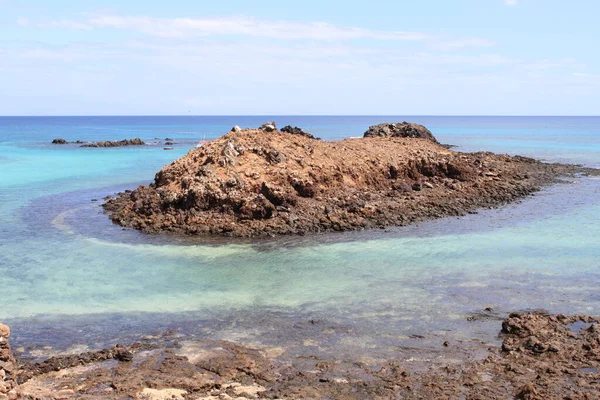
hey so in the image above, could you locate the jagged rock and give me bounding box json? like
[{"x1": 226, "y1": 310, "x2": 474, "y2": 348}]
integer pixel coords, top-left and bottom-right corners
[
  {"x1": 364, "y1": 122, "x2": 438, "y2": 143},
  {"x1": 281, "y1": 125, "x2": 317, "y2": 139},
  {"x1": 231, "y1": 125, "x2": 242, "y2": 132},
  {"x1": 51, "y1": 138, "x2": 67, "y2": 144}
]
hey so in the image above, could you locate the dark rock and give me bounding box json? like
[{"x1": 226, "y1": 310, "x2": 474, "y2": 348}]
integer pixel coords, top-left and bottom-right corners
[
  {"x1": 363, "y1": 122, "x2": 438, "y2": 143},
  {"x1": 165, "y1": 141, "x2": 174, "y2": 145},
  {"x1": 281, "y1": 125, "x2": 317, "y2": 139},
  {"x1": 113, "y1": 346, "x2": 133, "y2": 362},
  {"x1": 81, "y1": 138, "x2": 145, "y2": 148},
  {"x1": 51, "y1": 138, "x2": 68, "y2": 144}
]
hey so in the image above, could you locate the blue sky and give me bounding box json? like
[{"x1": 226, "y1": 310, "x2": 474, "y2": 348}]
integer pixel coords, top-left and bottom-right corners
[{"x1": 0, "y1": 0, "x2": 598, "y2": 115}]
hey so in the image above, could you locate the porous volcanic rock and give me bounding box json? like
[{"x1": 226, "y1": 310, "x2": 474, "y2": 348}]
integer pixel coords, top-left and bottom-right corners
[
  {"x1": 103, "y1": 125, "x2": 587, "y2": 237},
  {"x1": 364, "y1": 122, "x2": 438, "y2": 143},
  {"x1": 280, "y1": 125, "x2": 317, "y2": 139},
  {"x1": 13, "y1": 313, "x2": 600, "y2": 399}
]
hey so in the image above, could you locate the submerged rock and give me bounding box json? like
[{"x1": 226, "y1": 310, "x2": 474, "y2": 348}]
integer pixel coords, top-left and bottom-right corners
[{"x1": 12, "y1": 312, "x2": 600, "y2": 399}]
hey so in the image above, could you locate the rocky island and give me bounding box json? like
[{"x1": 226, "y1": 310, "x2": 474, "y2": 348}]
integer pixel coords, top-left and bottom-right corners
[{"x1": 103, "y1": 122, "x2": 592, "y2": 238}]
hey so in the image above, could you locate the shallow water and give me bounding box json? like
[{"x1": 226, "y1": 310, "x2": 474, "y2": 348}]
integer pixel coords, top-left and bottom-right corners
[{"x1": 1, "y1": 116, "x2": 599, "y2": 362}]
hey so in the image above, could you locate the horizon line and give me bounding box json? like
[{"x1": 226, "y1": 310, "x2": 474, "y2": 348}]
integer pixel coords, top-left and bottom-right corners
[{"x1": 1, "y1": 114, "x2": 599, "y2": 118}]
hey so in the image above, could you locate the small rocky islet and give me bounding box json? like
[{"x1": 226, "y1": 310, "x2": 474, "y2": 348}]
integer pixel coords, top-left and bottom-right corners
[{"x1": 103, "y1": 121, "x2": 595, "y2": 238}]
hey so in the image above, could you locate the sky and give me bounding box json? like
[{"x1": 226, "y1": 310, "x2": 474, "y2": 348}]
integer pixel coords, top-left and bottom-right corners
[{"x1": 0, "y1": 0, "x2": 598, "y2": 115}]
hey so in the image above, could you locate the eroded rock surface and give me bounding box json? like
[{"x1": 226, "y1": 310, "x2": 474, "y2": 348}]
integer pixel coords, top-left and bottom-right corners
[
  {"x1": 103, "y1": 124, "x2": 593, "y2": 238},
  {"x1": 9, "y1": 313, "x2": 600, "y2": 399},
  {"x1": 0, "y1": 323, "x2": 18, "y2": 400}
]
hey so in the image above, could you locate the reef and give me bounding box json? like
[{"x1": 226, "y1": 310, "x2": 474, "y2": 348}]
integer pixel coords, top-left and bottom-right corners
[{"x1": 5, "y1": 312, "x2": 600, "y2": 399}]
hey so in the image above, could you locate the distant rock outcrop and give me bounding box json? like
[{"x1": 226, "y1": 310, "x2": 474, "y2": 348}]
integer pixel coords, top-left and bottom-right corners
[
  {"x1": 81, "y1": 138, "x2": 145, "y2": 148},
  {"x1": 102, "y1": 122, "x2": 588, "y2": 238},
  {"x1": 51, "y1": 138, "x2": 146, "y2": 147},
  {"x1": 281, "y1": 125, "x2": 318, "y2": 140},
  {"x1": 259, "y1": 122, "x2": 277, "y2": 132},
  {"x1": 364, "y1": 122, "x2": 438, "y2": 143}
]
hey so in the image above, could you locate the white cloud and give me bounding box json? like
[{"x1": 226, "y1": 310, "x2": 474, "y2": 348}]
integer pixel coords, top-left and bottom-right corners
[
  {"x1": 433, "y1": 37, "x2": 496, "y2": 50},
  {"x1": 39, "y1": 19, "x2": 93, "y2": 30},
  {"x1": 28, "y1": 14, "x2": 429, "y2": 41},
  {"x1": 506, "y1": 0, "x2": 518, "y2": 6}
]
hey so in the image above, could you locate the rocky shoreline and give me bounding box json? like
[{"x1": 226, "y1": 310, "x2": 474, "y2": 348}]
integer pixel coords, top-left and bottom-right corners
[
  {"x1": 4, "y1": 312, "x2": 600, "y2": 399},
  {"x1": 103, "y1": 122, "x2": 598, "y2": 238}
]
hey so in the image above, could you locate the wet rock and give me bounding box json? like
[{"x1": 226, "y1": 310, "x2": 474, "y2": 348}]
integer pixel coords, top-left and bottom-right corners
[
  {"x1": 51, "y1": 138, "x2": 67, "y2": 144},
  {"x1": 113, "y1": 346, "x2": 134, "y2": 362},
  {"x1": 11, "y1": 312, "x2": 600, "y2": 399}
]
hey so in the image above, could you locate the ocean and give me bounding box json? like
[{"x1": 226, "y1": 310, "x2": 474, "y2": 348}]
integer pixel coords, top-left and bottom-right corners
[{"x1": 1, "y1": 116, "x2": 599, "y2": 362}]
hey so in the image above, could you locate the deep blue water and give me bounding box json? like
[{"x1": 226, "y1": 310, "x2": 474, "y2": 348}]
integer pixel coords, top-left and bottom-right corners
[{"x1": 1, "y1": 116, "x2": 599, "y2": 361}]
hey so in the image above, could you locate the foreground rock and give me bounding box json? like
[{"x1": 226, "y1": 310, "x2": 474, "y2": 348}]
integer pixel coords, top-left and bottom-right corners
[
  {"x1": 103, "y1": 123, "x2": 593, "y2": 238},
  {"x1": 10, "y1": 312, "x2": 600, "y2": 399},
  {"x1": 0, "y1": 323, "x2": 18, "y2": 400},
  {"x1": 363, "y1": 122, "x2": 438, "y2": 143}
]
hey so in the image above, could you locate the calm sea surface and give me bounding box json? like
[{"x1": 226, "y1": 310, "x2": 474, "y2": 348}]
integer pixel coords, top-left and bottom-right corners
[{"x1": 1, "y1": 116, "x2": 599, "y2": 360}]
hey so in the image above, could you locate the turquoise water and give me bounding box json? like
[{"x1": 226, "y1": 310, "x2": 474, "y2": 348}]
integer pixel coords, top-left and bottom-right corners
[{"x1": 1, "y1": 116, "x2": 599, "y2": 360}]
